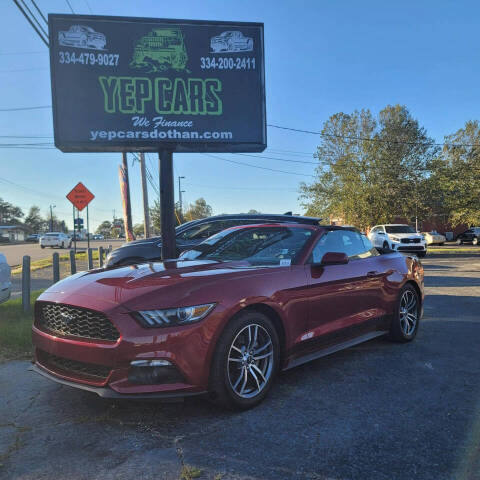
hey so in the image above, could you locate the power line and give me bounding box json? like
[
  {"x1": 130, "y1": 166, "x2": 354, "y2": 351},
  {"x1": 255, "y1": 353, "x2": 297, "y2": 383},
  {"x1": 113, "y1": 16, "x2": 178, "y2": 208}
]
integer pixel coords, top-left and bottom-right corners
[
  {"x1": 65, "y1": 0, "x2": 75, "y2": 13},
  {"x1": 12, "y1": 0, "x2": 49, "y2": 47},
  {"x1": 0, "y1": 67, "x2": 48, "y2": 73},
  {"x1": 202, "y1": 153, "x2": 315, "y2": 178},
  {"x1": 0, "y1": 105, "x2": 51, "y2": 111},
  {"x1": 18, "y1": 0, "x2": 48, "y2": 37},
  {"x1": 30, "y1": 0, "x2": 48, "y2": 24},
  {"x1": 83, "y1": 0, "x2": 93, "y2": 14},
  {"x1": 234, "y1": 152, "x2": 317, "y2": 165},
  {"x1": 267, "y1": 123, "x2": 480, "y2": 148}
]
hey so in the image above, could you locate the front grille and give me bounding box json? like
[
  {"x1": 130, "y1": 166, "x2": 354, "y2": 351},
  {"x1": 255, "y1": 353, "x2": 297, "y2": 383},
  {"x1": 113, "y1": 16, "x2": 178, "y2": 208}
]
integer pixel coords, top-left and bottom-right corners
[
  {"x1": 38, "y1": 350, "x2": 111, "y2": 380},
  {"x1": 401, "y1": 238, "x2": 421, "y2": 244},
  {"x1": 36, "y1": 302, "x2": 120, "y2": 342}
]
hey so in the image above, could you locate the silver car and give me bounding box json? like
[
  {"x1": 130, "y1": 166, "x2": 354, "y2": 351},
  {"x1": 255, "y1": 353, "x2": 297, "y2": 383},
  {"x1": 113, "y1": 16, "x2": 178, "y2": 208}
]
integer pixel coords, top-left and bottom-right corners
[{"x1": 0, "y1": 253, "x2": 11, "y2": 304}]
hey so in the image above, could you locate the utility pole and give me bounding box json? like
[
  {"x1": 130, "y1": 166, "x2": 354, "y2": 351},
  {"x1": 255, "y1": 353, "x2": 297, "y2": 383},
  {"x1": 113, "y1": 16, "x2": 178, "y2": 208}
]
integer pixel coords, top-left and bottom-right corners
[
  {"x1": 121, "y1": 152, "x2": 134, "y2": 241},
  {"x1": 178, "y1": 176, "x2": 185, "y2": 217},
  {"x1": 49, "y1": 204, "x2": 56, "y2": 232},
  {"x1": 139, "y1": 152, "x2": 151, "y2": 238}
]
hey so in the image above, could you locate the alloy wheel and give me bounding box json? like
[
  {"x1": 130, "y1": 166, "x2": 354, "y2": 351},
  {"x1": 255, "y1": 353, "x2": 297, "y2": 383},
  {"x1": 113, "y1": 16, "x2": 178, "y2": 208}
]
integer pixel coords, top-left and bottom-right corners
[
  {"x1": 399, "y1": 289, "x2": 418, "y2": 336},
  {"x1": 227, "y1": 323, "x2": 274, "y2": 399}
]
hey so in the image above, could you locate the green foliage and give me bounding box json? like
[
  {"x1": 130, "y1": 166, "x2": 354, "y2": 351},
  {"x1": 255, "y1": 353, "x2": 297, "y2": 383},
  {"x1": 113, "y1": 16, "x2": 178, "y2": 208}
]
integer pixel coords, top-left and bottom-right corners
[
  {"x1": 96, "y1": 220, "x2": 112, "y2": 236},
  {"x1": 0, "y1": 198, "x2": 24, "y2": 225},
  {"x1": 0, "y1": 291, "x2": 44, "y2": 360},
  {"x1": 184, "y1": 197, "x2": 213, "y2": 221},
  {"x1": 429, "y1": 120, "x2": 480, "y2": 226},
  {"x1": 300, "y1": 105, "x2": 439, "y2": 229},
  {"x1": 23, "y1": 206, "x2": 43, "y2": 233}
]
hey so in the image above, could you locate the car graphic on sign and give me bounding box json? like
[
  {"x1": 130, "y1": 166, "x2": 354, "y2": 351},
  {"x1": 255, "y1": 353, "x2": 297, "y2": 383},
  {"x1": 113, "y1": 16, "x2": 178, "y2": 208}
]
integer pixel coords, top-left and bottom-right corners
[
  {"x1": 58, "y1": 25, "x2": 106, "y2": 50},
  {"x1": 130, "y1": 28, "x2": 188, "y2": 72},
  {"x1": 210, "y1": 31, "x2": 253, "y2": 53}
]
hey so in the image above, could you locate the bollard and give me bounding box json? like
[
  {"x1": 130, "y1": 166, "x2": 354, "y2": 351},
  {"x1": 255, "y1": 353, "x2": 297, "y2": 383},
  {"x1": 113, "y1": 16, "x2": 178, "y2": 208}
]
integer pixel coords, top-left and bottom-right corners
[
  {"x1": 53, "y1": 252, "x2": 60, "y2": 284},
  {"x1": 21, "y1": 255, "x2": 31, "y2": 313},
  {"x1": 99, "y1": 246, "x2": 104, "y2": 268},
  {"x1": 87, "y1": 248, "x2": 93, "y2": 270},
  {"x1": 69, "y1": 249, "x2": 76, "y2": 275}
]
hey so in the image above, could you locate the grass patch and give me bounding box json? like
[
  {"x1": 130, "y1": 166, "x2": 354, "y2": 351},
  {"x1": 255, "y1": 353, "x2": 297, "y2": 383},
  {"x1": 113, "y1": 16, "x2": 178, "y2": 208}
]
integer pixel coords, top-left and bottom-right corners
[
  {"x1": 0, "y1": 290, "x2": 44, "y2": 361},
  {"x1": 180, "y1": 465, "x2": 203, "y2": 480},
  {"x1": 11, "y1": 250, "x2": 101, "y2": 275}
]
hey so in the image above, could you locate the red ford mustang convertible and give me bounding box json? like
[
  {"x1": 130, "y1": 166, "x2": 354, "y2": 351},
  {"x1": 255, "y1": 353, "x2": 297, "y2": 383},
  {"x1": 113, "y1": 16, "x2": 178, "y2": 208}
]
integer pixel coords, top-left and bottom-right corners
[{"x1": 31, "y1": 224, "x2": 424, "y2": 409}]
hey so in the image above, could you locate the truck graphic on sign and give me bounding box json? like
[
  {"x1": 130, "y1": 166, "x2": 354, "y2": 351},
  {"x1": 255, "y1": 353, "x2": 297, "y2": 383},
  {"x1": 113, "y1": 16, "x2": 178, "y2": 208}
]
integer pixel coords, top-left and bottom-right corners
[
  {"x1": 130, "y1": 28, "x2": 188, "y2": 72},
  {"x1": 58, "y1": 25, "x2": 106, "y2": 50}
]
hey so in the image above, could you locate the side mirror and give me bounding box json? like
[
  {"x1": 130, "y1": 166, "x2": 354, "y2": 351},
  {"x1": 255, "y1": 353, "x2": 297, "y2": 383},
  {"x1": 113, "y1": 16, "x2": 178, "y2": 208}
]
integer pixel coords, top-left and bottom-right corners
[{"x1": 319, "y1": 251, "x2": 349, "y2": 266}]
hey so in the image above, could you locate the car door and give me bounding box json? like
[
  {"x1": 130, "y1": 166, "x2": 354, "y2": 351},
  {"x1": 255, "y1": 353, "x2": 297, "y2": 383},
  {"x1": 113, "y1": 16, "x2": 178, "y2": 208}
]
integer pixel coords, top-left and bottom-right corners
[{"x1": 305, "y1": 230, "x2": 386, "y2": 349}]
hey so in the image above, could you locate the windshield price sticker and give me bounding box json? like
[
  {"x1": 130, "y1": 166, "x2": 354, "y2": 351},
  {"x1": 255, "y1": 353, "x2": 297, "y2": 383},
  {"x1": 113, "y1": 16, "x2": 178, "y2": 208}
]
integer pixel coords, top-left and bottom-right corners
[{"x1": 49, "y1": 15, "x2": 266, "y2": 153}]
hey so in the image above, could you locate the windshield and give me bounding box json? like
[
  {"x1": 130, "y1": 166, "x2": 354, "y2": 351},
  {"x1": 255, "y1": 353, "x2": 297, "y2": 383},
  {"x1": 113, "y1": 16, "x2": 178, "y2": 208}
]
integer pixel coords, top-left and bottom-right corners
[
  {"x1": 385, "y1": 225, "x2": 416, "y2": 234},
  {"x1": 180, "y1": 226, "x2": 313, "y2": 266}
]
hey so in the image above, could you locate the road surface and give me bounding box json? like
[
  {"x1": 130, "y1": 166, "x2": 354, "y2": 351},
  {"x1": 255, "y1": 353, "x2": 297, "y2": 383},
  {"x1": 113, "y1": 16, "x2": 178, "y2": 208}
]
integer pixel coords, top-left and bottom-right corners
[{"x1": 0, "y1": 239, "x2": 124, "y2": 267}]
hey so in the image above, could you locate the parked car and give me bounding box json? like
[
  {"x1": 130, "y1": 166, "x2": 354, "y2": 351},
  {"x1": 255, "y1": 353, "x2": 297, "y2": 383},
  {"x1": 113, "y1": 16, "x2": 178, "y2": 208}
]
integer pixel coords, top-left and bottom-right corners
[
  {"x1": 105, "y1": 213, "x2": 323, "y2": 267},
  {"x1": 455, "y1": 227, "x2": 480, "y2": 245},
  {"x1": 26, "y1": 234, "x2": 40, "y2": 243},
  {"x1": 0, "y1": 253, "x2": 11, "y2": 304},
  {"x1": 422, "y1": 231, "x2": 446, "y2": 246},
  {"x1": 58, "y1": 25, "x2": 106, "y2": 49},
  {"x1": 368, "y1": 224, "x2": 427, "y2": 257},
  {"x1": 39, "y1": 233, "x2": 72, "y2": 249},
  {"x1": 92, "y1": 234, "x2": 104, "y2": 240},
  {"x1": 31, "y1": 223, "x2": 424, "y2": 410}
]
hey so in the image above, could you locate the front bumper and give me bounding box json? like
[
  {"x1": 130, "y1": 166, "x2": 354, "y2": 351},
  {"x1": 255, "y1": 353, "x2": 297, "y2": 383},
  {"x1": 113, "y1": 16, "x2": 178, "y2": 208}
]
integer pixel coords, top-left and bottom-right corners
[
  {"x1": 31, "y1": 294, "x2": 223, "y2": 398},
  {"x1": 29, "y1": 363, "x2": 205, "y2": 400}
]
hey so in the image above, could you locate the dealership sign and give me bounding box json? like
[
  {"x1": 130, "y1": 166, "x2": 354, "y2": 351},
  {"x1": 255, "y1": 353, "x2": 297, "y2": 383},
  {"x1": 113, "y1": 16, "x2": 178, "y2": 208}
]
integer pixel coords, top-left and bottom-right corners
[{"x1": 48, "y1": 14, "x2": 266, "y2": 152}]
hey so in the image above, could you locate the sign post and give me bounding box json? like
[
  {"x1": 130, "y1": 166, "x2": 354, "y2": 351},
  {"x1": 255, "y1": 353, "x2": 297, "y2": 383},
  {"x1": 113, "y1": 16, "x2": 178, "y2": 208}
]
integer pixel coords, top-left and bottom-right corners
[{"x1": 159, "y1": 150, "x2": 176, "y2": 259}]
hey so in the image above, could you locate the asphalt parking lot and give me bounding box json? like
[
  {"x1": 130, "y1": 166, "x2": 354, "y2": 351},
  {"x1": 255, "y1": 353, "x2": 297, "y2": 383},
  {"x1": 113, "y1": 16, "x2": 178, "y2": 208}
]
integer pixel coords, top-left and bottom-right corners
[{"x1": 1, "y1": 254, "x2": 479, "y2": 480}]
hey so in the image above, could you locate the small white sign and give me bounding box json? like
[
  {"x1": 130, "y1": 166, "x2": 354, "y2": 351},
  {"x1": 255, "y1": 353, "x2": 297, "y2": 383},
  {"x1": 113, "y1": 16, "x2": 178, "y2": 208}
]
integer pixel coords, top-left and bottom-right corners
[{"x1": 280, "y1": 258, "x2": 291, "y2": 266}]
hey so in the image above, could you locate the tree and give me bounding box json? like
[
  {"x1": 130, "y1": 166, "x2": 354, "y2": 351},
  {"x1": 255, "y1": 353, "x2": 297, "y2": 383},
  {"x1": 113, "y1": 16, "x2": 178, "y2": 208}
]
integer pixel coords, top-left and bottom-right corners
[
  {"x1": 247, "y1": 209, "x2": 261, "y2": 214},
  {"x1": 133, "y1": 223, "x2": 145, "y2": 236},
  {"x1": 0, "y1": 198, "x2": 24, "y2": 225},
  {"x1": 96, "y1": 220, "x2": 112, "y2": 237},
  {"x1": 24, "y1": 206, "x2": 43, "y2": 233},
  {"x1": 184, "y1": 198, "x2": 213, "y2": 221},
  {"x1": 151, "y1": 198, "x2": 210, "y2": 231},
  {"x1": 429, "y1": 120, "x2": 480, "y2": 226},
  {"x1": 300, "y1": 105, "x2": 438, "y2": 230}
]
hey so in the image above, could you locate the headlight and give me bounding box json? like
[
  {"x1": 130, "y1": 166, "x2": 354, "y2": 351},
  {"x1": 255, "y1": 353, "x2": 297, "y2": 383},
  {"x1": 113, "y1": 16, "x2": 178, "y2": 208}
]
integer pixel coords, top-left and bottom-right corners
[
  {"x1": 134, "y1": 303, "x2": 216, "y2": 328},
  {"x1": 390, "y1": 236, "x2": 400, "y2": 242}
]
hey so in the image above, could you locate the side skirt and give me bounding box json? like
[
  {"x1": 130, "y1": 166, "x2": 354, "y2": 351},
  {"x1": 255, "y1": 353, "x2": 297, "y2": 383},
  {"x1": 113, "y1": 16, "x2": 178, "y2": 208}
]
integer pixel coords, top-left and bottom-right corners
[{"x1": 283, "y1": 330, "x2": 388, "y2": 370}]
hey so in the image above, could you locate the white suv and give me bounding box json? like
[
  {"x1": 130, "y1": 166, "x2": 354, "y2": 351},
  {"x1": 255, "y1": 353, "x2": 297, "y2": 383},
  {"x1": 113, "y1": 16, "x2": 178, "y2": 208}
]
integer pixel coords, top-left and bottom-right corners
[
  {"x1": 368, "y1": 224, "x2": 427, "y2": 257},
  {"x1": 40, "y1": 232, "x2": 72, "y2": 249}
]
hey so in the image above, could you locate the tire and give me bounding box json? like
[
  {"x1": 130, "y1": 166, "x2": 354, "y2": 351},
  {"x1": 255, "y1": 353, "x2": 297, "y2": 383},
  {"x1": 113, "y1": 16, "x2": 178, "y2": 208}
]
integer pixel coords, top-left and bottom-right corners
[
  {"x1": 41, "y1": 245, "x2": 45, "y2": 249},
  {"x1": 383, "y1": 241, "x2": 390, "y2": 249},
  {"x1": 417, "y1": 251, "x2": 426, "y2": 258},
  {"x1": 388, "y1": 284, "x2": 420, "y2": 342},
  {"x1": 438, "y1": 243, "x2": 444, "y2": 246},
  {"x1": 209, "y1": 311, "x2": 280, "y2": 410},
  {"x1": 61, "y1": 242, "x2": 65, "y2": 249}
]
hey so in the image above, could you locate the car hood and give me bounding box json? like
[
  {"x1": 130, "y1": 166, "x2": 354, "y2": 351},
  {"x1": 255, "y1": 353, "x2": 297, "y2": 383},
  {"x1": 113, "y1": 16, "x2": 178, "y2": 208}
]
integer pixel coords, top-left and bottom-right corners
[
  {"x1": 40, "y1": 259, "x2": 268, "y2": 311},
  {"x1": 388, "y1": 233, "x2": 423, "y2": 240}
]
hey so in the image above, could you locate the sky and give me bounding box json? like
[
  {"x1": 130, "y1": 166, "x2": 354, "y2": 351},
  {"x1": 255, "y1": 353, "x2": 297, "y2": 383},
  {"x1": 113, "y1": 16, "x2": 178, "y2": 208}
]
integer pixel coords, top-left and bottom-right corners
[{"x1": 1, "y1": 0, "x2": 479, "y2": 231}]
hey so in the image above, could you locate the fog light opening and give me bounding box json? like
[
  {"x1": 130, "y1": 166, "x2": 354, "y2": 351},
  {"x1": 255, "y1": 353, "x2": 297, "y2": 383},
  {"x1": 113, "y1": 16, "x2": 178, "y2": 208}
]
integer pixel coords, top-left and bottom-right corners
[{"x1": 128, "y1": 359, "x2": 184, "y2": 385}]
